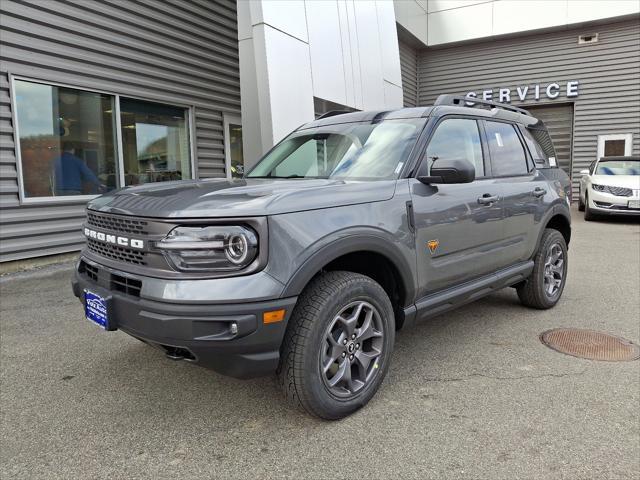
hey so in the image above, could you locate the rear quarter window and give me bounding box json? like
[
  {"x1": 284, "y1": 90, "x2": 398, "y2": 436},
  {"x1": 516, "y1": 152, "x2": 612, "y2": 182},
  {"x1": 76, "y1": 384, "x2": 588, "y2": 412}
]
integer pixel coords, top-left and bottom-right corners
[{"x1": 524, "y1": 127, "x2": 556, "y2": 167}]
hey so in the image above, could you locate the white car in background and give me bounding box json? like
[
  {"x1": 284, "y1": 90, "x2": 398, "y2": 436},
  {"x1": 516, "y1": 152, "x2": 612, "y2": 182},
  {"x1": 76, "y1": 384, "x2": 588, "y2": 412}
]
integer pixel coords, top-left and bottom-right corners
[{"x1": 578, "y1": 156, "x2": 640, "y2": 220}]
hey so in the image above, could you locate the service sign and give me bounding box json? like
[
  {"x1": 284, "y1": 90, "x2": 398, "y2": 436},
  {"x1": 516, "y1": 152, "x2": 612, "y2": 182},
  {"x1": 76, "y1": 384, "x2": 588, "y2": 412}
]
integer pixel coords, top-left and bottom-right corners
[{"x1": 466, "y1": 80, "x2": 579, "y2": 104}]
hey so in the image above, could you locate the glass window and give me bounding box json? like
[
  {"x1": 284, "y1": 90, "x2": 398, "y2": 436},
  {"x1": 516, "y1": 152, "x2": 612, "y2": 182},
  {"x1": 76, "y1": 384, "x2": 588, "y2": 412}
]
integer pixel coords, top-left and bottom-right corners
[
  {"x1": 225, "y1": 120, "x2": 244, "y2": 178},
  {"x1": 603, "y1": 140, "x2": 625, "y2": 156},
  {"x1": 526, "y1": 128, "x2": 556, "y2": 160},
  {"x1": 119, "y1": 98, "x2": 191, "y2": 185},
  {"x1": 425, "y1": 118, "x2": 484, "y2": 176},
  {"x1": 14, "y1": 79, "x2": 117, "y2": 197},
  {"x1": 595, "y1": 159, "x2": 639, "y2": 176},
  {"x1": 485, "y1": 121, "x2": 529, "y2": 176},
  {"x1": 521, "y1": 128, "x2": 548, "y2": 164},
  {"x1": 248, "y1": 119, "x2": 424, "y2": 180}
]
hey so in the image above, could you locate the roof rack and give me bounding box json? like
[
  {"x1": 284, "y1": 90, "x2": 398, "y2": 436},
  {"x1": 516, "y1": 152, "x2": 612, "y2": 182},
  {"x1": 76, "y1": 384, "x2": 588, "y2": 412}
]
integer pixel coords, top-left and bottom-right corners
[
  {"x1": 316, "y1": 110, "x2": 353, "y2": 120},
  {"x1": 434, "y1": 94, "x2": 531, "y2": 115}
]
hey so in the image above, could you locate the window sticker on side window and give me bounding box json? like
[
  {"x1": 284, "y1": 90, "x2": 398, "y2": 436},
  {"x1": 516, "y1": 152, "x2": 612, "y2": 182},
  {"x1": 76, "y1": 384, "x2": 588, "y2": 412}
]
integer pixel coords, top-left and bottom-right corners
[
  {"x1": 494, "y1": 132, "x2": 504, "y2": 147},
  {"x1": 548, "y1": 156, "x2": 557, "y2": 167}
]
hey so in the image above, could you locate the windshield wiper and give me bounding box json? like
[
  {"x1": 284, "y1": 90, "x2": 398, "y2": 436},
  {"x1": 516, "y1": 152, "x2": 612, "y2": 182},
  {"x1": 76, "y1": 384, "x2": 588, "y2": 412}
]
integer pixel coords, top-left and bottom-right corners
[{"x1": 249, "y1": 174, "x2": 328, "y2": 179}]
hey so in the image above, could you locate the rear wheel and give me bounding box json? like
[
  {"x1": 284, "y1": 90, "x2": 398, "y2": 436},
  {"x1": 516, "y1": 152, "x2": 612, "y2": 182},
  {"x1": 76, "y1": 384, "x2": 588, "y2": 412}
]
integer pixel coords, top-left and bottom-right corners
[
  {"x1": 277, "y1": 271, "x2": 395, "y2": 420},
  {"x1": 517, "y1": 229, "x2": 568, "y2": 309}
]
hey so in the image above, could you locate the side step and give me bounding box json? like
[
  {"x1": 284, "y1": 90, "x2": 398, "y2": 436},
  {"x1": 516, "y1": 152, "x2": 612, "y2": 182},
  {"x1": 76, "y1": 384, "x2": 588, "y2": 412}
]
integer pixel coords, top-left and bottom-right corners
[{"x1": 413, "y1": 261, "x2": 534, "y2": 322}]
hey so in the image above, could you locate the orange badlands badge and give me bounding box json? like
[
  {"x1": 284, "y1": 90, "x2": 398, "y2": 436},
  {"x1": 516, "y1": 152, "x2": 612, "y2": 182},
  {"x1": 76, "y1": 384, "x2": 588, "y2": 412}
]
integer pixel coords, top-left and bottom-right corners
[{"x1": 427, "y1": 239, "x2": 439, "y2": 254}]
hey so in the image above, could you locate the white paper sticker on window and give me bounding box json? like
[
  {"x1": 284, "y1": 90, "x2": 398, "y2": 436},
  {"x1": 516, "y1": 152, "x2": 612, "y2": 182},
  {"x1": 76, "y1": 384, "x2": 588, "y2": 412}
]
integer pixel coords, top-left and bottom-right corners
[
  {"x1": 494, "y1": 132, "x2": 504, "y2": 147},
  {"x1": 394, "y1": 162, "x2": 404, "y2": 174},
  {"x1": 548, "y1": 156, "x2": 557, "y2": 167}
]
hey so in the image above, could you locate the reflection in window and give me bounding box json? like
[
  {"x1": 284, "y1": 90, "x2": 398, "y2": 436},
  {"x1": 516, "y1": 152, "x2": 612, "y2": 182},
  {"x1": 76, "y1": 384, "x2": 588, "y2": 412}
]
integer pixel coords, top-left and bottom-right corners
[
  {"x1": 14, "y1": 79, "x2": 116, "y2": 197},
  {"x1": 485, "y1": 121, "x2": 528, "y2": 176},
  {"x1": 426, "y1": 119, "x2": 484, "y2": 176},
  {"x1": 119, "y1": 99, "x2": 191, "y2": 185},
  {"x1": 249, "y1": 119, "x2": 423, "y2": 180},
  {"x1": 228, "y1": 123, "x2": 244, "y2": 177}
]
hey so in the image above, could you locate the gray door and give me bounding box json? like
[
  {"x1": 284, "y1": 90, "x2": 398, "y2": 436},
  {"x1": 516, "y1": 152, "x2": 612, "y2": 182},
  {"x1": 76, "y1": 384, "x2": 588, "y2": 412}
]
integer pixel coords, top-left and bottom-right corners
[
  {"x1": 484, "y1": 120, "x2": 546, "y2": 265},
  {"x1": 410, "y1": 118, "x2": 505, "y2": 297}
]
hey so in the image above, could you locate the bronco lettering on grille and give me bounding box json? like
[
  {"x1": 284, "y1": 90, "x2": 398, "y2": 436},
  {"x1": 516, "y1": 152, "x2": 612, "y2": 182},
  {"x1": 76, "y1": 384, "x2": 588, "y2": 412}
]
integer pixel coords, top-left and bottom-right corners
[{"x1": 84, "y1": 228, "x2": 144, "y2": 249}]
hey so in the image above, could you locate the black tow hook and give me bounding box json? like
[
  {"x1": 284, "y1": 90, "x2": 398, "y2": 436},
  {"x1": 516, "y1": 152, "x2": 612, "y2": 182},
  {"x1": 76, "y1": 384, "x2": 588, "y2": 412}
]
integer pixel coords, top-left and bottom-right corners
[{"x1": 163, "y1": 346, "x2": 194, "y2": 361}]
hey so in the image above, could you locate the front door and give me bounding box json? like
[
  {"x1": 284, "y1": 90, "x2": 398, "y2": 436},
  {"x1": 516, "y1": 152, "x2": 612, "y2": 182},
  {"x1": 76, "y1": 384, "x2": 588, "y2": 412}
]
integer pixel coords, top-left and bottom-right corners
[{"x1": 410, "y1": 117, "x2": 505, "y2": 298}]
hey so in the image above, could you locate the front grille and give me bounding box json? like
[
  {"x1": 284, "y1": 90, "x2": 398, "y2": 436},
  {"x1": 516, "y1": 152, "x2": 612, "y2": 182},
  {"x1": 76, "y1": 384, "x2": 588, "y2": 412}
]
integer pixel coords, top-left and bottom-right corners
[
  {"x1": 87, "y1": 211, "x2": 149, "y2": 235},
  {"x1": 79, "y1": 260, "x2": 142, "y2": 298},
  {"x1": 87, "y1": 238, "x2": 147, "y2": 265},
  {"x1": 605, "y1": 186, "x2": 633, "y2": 197},
  {"x1": 79, "y1": 261, "x2": 99, "y2": 282},
  {"x1": 111, "y1": 273, "x2": 142, "y2": 297}
]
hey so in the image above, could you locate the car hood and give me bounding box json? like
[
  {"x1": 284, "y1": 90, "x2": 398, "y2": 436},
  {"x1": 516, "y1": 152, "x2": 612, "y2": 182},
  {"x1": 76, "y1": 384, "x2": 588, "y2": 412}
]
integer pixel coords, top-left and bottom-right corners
[
  {"x1": 591, "y1": 175, "x2": 640, "y2": 189},
  {"x1": 87, "y1": 178, "x2": 397, "y2": 218}
]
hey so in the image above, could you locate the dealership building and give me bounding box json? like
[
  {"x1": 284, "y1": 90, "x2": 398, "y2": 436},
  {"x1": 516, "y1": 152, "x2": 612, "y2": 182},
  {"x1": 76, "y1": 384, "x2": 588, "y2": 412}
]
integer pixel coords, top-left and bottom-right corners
[{"x1": 0, "y1": 0, "x2": 638, "y2": 263}]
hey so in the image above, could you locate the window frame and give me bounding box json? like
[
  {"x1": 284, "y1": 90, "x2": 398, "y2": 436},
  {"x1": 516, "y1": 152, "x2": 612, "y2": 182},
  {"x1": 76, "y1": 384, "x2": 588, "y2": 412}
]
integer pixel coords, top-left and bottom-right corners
[
  {"x1": 9, "y1": 74, "x2": 195, "y2": 205},
  {"x1": 416, "y1": 115, "x2": 490, "y2": 180},
  {"x1": 482, "y1": 119, "x2": 533, "y2": 179},
  {"x1": 223, "y1": 113, "x2": 242, "y2": 180},
  {"x1": 597, "y1": 133, "x2": 633, "y2": 160}
]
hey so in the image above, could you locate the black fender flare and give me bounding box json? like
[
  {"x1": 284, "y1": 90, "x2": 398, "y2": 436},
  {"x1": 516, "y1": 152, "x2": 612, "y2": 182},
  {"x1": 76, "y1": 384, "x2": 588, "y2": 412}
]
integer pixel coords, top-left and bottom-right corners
[
  {"x1": 280, "y1": 233, "x2": 417, "y2": 305},
  {"x1": 534, "y1": 202, "x2": 572, "y2": 254}
]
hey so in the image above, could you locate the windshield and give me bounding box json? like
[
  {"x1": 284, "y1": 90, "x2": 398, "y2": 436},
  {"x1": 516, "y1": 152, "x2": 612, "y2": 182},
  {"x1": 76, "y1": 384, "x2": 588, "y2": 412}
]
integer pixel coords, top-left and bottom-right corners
[
  {"x1": 596, "y1": 160, "x2": 640, "y2": 175},
  {"x1": 247, "y1": 118, "x2": 424, "y2": 180}
]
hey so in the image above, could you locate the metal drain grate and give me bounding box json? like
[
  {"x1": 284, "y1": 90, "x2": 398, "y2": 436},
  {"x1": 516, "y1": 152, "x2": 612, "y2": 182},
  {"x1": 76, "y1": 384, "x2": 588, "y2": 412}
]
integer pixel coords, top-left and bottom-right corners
[{"x1": 540, "y1": 328, "x2": 640, "y2": 362}]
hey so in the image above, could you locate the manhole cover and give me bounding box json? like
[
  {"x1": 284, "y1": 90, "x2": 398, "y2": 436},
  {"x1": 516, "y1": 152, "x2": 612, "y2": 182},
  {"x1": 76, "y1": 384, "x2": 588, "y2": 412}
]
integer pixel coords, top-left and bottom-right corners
[{"x1": 540, "y1": 328, "x2": 640, "y2": 362}]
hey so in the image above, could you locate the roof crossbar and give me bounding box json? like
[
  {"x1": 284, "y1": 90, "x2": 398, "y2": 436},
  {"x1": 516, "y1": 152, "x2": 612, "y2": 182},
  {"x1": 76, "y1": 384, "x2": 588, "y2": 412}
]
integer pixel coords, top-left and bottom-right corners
[{"x1": 434, "y1": 94, "x2": 531, "y2": 115}]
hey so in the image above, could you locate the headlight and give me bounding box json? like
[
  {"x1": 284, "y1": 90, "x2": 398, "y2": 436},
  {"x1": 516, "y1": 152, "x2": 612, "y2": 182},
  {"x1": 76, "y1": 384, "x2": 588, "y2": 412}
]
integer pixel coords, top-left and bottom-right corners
[
  {"x1": 592, "y1": 184, "x2": 605, "y2": 192},
  {"x1": 156, "y1": 226, "x2": 258, "y2": 272}
]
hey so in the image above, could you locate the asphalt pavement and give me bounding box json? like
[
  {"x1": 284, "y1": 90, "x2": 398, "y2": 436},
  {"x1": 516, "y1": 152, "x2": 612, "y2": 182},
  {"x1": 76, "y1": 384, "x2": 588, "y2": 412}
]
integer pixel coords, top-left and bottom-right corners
[{"x1": 1, "y1": 206, "x2": 639, "y2": 479}]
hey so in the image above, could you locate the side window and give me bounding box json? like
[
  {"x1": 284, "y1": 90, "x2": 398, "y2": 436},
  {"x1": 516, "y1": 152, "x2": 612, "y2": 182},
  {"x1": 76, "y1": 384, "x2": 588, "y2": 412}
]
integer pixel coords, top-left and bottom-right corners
[
  {"x1": 588, "y1": 161, "x2": 596, "y2": 175},
  {"x1": 485, "y1": 121, "x2": 529, "y2": 176},
  {"x1": 425, "y1": 118, "x2": 484, "y2": 177}
]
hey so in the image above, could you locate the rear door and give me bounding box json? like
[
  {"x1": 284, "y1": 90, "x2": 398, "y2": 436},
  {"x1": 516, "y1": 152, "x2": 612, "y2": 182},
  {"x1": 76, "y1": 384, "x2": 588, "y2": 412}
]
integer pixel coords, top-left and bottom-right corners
[
  {"x1": 410, "y1": 117, "x2": 505, "y2": 297},
  {"x1": 483, "y1": 120, "x2": 548, "y2": 265}
]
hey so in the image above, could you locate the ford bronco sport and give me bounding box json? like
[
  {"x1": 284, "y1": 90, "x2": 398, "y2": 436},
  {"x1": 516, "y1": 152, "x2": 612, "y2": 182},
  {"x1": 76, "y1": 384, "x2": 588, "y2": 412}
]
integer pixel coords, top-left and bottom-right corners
[{"x1": 72, "y1": 95, "x2": 572, "y2": 419}]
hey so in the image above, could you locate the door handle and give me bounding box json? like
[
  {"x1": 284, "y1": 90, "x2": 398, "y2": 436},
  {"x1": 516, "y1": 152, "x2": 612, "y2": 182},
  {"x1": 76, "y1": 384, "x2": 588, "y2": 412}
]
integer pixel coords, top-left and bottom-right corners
[
  {"x1": 532, "y1": 187, "x2": 547, "y2": 198},
  {"x1": 477, "y1": 194, "x2": 499, "y2": 205}
]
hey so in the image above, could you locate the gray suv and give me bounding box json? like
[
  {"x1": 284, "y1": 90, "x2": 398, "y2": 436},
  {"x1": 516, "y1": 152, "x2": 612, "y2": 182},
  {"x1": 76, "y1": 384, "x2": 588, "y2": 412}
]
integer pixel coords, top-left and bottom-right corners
[{"x1": 72, "y1": 95, "x2": 572, "y2": 419}]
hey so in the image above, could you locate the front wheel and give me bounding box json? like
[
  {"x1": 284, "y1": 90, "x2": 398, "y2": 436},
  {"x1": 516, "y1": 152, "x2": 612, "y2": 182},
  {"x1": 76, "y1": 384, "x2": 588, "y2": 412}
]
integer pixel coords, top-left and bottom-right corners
[
  {"x1": 277, "y1": 271, "x2": 395, "y2": 419},
  {"x1": 584, "y1": 192, "x2": 596, "y2": 221},
  {"x1": 578, "y1": 189, "x2": 585, "y2": 211},
  {"x1": 517, "y1": 229, "x2": 568, "y2": 309}
]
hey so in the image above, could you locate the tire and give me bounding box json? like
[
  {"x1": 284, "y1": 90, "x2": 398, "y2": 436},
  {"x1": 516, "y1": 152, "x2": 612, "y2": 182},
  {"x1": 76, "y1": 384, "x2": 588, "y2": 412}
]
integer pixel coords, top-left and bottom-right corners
[
  {"x1": 578, "y1": 190, "x2": 585, "y2": 212},
  {"x1": 277, "y1": 271, "x2": 395, "y2": 420},
  {"x1": 517, "y1": 229, "x2": 568, "y2": 309},
  {"x1": 584, "y1": 192, "x2": 596, "y2": 221}
]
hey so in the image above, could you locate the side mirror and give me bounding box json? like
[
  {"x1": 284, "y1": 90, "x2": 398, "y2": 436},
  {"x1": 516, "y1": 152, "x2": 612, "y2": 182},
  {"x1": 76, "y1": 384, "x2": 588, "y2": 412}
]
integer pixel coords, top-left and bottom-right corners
[
  {"x1": 418, "y1": 158, "x2": 476, "y2": 184},
  {"x1": 579, "y1": 169, "x2": 589, "y2": 175}
]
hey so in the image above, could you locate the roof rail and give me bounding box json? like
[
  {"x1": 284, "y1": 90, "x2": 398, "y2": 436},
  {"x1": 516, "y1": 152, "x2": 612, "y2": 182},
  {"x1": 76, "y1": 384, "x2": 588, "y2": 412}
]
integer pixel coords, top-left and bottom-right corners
[
  {"x1": 434, "y1": 94, "x2": 531, "y2": 115},
  {"x1": 316, "y1": 110, "x2": 352, "y2": 120}
]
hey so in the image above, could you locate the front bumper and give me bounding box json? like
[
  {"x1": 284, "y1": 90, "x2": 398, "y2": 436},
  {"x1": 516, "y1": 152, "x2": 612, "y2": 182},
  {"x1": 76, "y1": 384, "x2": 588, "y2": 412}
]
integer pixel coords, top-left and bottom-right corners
[
  {"x1": 588, "y1": 188, "x2": 640, "y2": 216},
  {"x1": 72, "y1": 257, "x2": 297, "y2": 378}
]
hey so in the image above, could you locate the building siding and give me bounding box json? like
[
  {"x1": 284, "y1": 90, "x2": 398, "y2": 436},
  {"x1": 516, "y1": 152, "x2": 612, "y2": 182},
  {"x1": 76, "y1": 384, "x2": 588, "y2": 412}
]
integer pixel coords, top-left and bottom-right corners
[
  {"x1": 399, "y1": 39, "x2": 418, "y2": 108},
  {"x1": 0, "y1": 0, "x2": 240, "y2": 262},
  {"x1": 417, "y1": 18, "x2": 640, "y2": 197}
]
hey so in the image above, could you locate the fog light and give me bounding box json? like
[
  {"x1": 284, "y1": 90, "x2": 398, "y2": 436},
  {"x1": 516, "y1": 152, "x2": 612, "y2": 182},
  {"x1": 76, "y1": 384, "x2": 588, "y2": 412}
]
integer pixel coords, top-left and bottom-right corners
[{"x1": 230, "y1": 322, "x2": 238, "y2": 335}]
